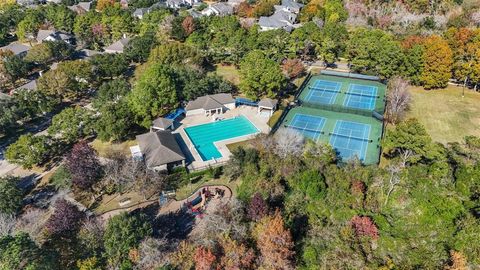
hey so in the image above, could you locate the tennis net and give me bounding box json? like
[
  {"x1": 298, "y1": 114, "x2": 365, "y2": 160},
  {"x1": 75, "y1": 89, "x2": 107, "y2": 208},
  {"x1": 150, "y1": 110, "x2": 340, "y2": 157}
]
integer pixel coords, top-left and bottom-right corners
[
  {"x1": 286, "y1": 125, "x2": 324, "y2": 134},
  {"x1": 329, "y1": 132, "x2": 372, "y2": 143},
  {"x1": 346, "y1": 92, "x2": 379, "y2": 98},
  {"x1": 309, "y1": 86, "x2": 341, "y2": 94}
]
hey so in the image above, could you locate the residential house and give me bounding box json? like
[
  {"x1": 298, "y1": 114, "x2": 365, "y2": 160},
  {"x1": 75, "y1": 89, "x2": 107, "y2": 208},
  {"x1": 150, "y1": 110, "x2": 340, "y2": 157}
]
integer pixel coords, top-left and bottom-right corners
[
  {"x1": 15, "y1": 80, "x2": 37, "y2": 92},
  {"x1": 68, "y1": 2, "x2": 92, "y2": 14},
  {"x1": 135, "y1": 130, "x2": 186, "y2": 171},
  {"x1": 201, "y1": 2, "x2": 234, "y2": 16},
  {"x1": 166, "y1": 0, "x2": 200, "y2": 8},
  {"x1": 36, "y1": 30, "x2": 75, "y2": 44},
  {"x1": 227, "y1": 0, "x2": 244, "y2": 7},
  {"x1": 185, "y1": 93, "x2": 235, "y2": 116},
  {"x1": 258, "y1": 0, "x2": 303, "y2": 31},
  {"x1": 104, "y1": 37, "x2": 130, "y2": 54},
  {"x1": 0, "y1": 43, "x2": 31, "y2": 57},
  {"x1": 133, "y1": 8, "x2": 150, "y2": 19}
]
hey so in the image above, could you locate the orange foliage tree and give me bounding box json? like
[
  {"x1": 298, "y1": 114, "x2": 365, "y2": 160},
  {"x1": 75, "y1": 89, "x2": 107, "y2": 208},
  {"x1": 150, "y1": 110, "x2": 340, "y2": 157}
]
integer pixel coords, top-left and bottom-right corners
[
  {"x1": 194, "y1": 246, "x2": 216, "y2": 270},
  {"x1": 218, "y1": 236, "x2": 255, "y2": 269},
  {"x1": 444, "y1": 250, "x2": 468, "y2": 270},
  {"x1": 420, "y1": 35, "x2": 453, "y2": 89},
  {"x1": 253, "y1": 211, "x2": 295, "y2": 269},
  {"x1": 282, "y1": 58, "x2": 305, "y2": 79},
  {"x1": 182, "y1": 16, "x2": 196, "y2": 36},
  {"x1": 96, "y1": 0, "x2": 115, "y2": 11}
]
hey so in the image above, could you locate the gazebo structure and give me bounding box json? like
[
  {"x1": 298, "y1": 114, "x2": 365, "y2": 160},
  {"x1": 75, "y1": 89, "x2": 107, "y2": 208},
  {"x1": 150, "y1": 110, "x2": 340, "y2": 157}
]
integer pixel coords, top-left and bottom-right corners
[
  {"x1": 258, "y1": 98, "x2": 278, "y2": 116},
  {"x1": 151, "y1": 117, "x2": 174, "y2": 131}
]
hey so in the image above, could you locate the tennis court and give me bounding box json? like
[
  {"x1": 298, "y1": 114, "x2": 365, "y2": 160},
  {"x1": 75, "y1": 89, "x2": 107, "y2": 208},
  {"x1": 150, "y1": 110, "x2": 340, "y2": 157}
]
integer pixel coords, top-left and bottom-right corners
[
  {"x1": 305, "y1": 80, "x2": 342, "y2": 105},
  {"x1": 343, "y1": 84, "x2": 378, "y2": 110},
  {"x1": 286, "y1": 113, "x2": 325, "y2": 141},
  {"x1": 329, "y1": 120, "x2": 371, "y2": 161}
]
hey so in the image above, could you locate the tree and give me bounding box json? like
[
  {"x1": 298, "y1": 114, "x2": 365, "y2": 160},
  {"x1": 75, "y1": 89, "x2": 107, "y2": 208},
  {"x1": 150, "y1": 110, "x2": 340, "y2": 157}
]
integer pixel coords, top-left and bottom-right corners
[
  {"x1": 247, "y1": 192, "x2": 269, "y2": 221},
  {"x1": 77, "y1": 257, "x2": 102, "y2": 270},
  {"x1": 239, "y1": 50, "x2": 286, "y2": 99},
  {"x1": 217, "y1": 236, "x2": 255, "y2": 269},
  {"x1": 385, "y1": 76, "x2": 411, "y2": 124},
  {"x1": 347, "y1": 29, "x2": 404, "y2": 78},
  {"x1": 147, "y1": 43, "x2": 204, "y2": 68},
  {"x1": 128, "y1": 63, "x2": 178, "y2": 128},
  {"x1": 93, "y1": 79, "x2": 130, "y2": 109},
  {"x1": 5, "y1": 134, "x2": 51, "y2": 169},
  {"x1": 96, "y1": 0, "x2": 115, "y2": 11},
  {"x1": 194, "y1": 246, "x2": 217, "y2": 270},
  {"x1": 25, "y1": 43, "x2": 54, "y2": 65},
  {"x1": 182, "y1": 16, "x2": 196, "y2": 36},
  {"x1": 0, "y1": 213, "x2": 16, "y2": 237},
  {"x1": 0, "y1": 233, "x2": 57, "y2": 269},
  {"x1": 50, "y1": 165, "x2": 72, "y2": 190},
  {"x1": 103, "y1": 213, "x2": 152, "y2": 268},
  {"x1": 444, "y1": 250, "x2": 467, "y2": 270},
  {"x1": 383, "y1": 118, "x2": 439, "y2": 166},
  {"x1": 48, "y1": 106, "x2": 95, "y2": 143},
  {"x1": 90, "y1": 53, "x2": 129, "y2": 79},
  {"x1": 3, "y1": 54, "x2": 29, "y2": 83},
  {"x1": 37, "y1": 60, "x2": 92, "y2": 100},
  {"x1": 281, "y1": 58, "x2": 305, "y2": 79},
  {"x1": 137, "y1": 237, "x2": 171, "y2": 269},
  {"x1": 350, "y1": 215, "x2": 379, "y2": 239},
  {"x1": 253, "y1": 211, "x2": 295, "y2": 270},
  {"x1": 273, "y1": 128, "x2": 305, "y2": 158},
  {"x1": 124, "y1": 33, "x2": 157, "y2": 63},
  {"x1": 65, "y1": 141, "x2": 102, "y2": 191},
  {"x1": 16, "y1": 9, "x2": 43, "y2": 42},
  {"x1": 95, "y1": 101, "x2": 134, "y2": 142},
  {"x1": 44, "y1": 199, "x2": 84, "y2": 238},
  {"x1": 420, "y1": 35, "x2": 453, "y2": 89},
  {"x1": 12, "y1": 89, "x2": 59, "y2": 120},
  {"x1": 0, "y1": 176, "x2": 22, "y2": 215}
]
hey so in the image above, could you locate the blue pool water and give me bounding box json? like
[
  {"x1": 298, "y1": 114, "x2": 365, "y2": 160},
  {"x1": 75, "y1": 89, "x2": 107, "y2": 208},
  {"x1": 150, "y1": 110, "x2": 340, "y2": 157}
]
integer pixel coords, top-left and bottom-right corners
[{"x1": 184, "y1": 116, "x2": 259, "y2": 161}]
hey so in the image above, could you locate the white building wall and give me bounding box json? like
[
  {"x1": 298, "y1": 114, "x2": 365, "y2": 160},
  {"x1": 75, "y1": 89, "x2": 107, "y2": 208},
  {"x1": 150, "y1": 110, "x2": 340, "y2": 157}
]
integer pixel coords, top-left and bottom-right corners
[{"x1": 186, "y1": 108, "x2": 205, "y2": 116}]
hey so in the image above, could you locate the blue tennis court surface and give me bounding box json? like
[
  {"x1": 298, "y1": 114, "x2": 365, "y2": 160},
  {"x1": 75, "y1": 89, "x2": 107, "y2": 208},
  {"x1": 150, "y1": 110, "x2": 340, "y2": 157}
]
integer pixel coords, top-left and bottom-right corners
[
  {"x1": 344, "y1": 84, "x2": 378, "y2": 110},
  {"x1": 329, "y1": 120, "x2": 371, "y2": 161},
  {"x1": 305, "y1": 80, "x2": 342, "y2": 105},
  {"x1": 286, "y1": 114, "x2": 325, "y2": 141}
]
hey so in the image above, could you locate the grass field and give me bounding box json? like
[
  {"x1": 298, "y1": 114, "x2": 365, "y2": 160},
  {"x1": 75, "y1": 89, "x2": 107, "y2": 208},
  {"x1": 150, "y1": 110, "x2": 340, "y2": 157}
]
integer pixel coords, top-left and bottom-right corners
[
  {"x1": 407, "y1": 85, "x2": 480, "y2": 144},
  {"x1": 90, "y1": 139, "x2": 138, "y2": 158},
  {"x1": 214, "y1": 64, "x2": 240, "y2": 86}
]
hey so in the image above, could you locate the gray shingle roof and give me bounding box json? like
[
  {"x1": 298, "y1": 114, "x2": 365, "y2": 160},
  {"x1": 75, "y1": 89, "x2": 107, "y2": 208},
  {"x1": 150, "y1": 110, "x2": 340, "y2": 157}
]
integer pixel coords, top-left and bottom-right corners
[
  {"x1": 36, "y1": 30, "x2": 74, "y2": 43},
  {"x1": 152, "y1": 117, "x2": 173, "y2": 129},
  {"x1": 258, "y1": 98, "x2": 278, "y2": 108},
  {"x1": 211, "y1": 2, "x2": 233, "y2": 15},
  {"x1": 136, "y1": 131, "x2": 185, "y2": 167},
  {"x1": 0, "y1": 43, "x2": 31, "y2": 55},
  {"x1": 186, "y1": 93, "x2": 234, "y2": 111},
  {"x1": 104, "y1": 37, "x2": 130, "y2": 53},
  {"x1": 15, "y1": 80, "x2": 37, "y2": 91}
]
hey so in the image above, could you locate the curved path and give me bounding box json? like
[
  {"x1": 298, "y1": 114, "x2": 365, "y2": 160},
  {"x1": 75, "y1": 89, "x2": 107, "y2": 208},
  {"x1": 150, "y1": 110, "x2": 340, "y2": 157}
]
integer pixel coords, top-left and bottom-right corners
[
  {"x1": 158, "y1": 185, "x2": 232, "y2": 215},
  {"x1": 100, "y1": 185, "x2": 232, "y2": 220}
]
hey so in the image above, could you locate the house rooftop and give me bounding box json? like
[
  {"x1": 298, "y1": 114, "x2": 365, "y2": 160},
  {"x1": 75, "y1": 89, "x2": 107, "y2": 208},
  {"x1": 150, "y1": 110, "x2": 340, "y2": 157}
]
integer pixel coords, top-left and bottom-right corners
[
  {"x1": 15, "y1": 80, "x2": 37, "y2": 91},
  {"x1": 152, "y1": 117, "x2": 174, "y2": 130},
  {"x1": 211, "y1": 2, "x2": 234, "y2": 15},
  {"x1": 186, "y1": 93, "x2": 234, "y2": 111},
  {"x1": 136, "y1": 131, "x2": 185, "y2": 168},
  {"x1": 0, "y1": 43, "x2": 31, "y2": 55},
  {"x1": 104, "y1": 37, "x2": 130, "y2": 53},
  {"x1": 258, "y1": 98, "x2": 278, "y2": 108}
]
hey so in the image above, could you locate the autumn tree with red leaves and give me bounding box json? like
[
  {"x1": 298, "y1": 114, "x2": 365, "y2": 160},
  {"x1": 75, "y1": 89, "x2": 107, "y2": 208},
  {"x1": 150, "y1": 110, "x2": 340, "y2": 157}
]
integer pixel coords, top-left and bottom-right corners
[
  {"x1": 182, "y1": 16, "x2": 196, "y2": 36},
  {"x1": 65, "y1": 141, "x2": 102, "y2": 191},
  {"x1": 194, "y1": 246, "x2": 216, "y2": 270},
  {"x1": 247, "y1": 192, "x2": 269, "y2": 221},
  {"x1": 282, "y1": 58, "x2": 305, "y2": 79},
  {"x1": 350, "y1": 215, "x2": 379, "y2": 239},
  {"x1": 254, "y1": 211, "x2": 295, "y2": 269},
  {"x1": 45, "y1": 199, "x2": 84, "y2": 238}
]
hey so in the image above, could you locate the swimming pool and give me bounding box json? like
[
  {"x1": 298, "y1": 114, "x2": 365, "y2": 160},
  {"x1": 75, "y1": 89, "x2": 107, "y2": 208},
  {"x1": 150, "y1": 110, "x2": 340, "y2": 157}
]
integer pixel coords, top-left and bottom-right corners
[{"x1": 184, "y1": 116, "x2": 259, "y2": 161}]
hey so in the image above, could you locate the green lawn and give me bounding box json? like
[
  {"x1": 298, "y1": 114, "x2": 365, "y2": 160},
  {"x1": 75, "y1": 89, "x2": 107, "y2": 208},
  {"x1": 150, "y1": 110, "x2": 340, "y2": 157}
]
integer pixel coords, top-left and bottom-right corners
[
  {"x1": 90, "y1": 139, "x2": 138, "y2": 158},
  {"x1": 214, "y1": 64, "x2": 240, "y2": 86},
  {"x1": 407, "y1": 85, "x2": 480, "y2": 144}
]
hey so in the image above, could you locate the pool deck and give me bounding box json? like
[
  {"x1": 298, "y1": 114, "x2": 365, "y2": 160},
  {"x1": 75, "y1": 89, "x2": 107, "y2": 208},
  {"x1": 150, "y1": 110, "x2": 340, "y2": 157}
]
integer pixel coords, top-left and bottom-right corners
[{"x1": 174, "y1": 106, "x2": 271, "y2": 171}]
